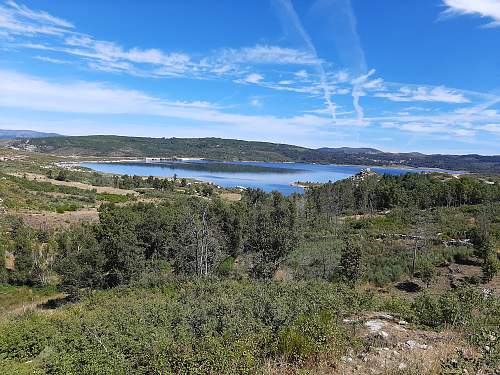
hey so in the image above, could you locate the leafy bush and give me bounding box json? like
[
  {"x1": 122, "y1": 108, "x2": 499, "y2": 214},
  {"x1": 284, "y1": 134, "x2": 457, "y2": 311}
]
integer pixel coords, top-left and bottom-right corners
[
  {"x1": 55, "y1": 203, "x2": 78, "y2": 214},
  {"x1": 277, "y1": 311, "x2": 350, "y2": 363},
  {"x1": 0, "y1": 280, "x2": 373, "y2": 374},
  {"x1": 96, "y1": 193, "x2": 128, "y2": 203}
]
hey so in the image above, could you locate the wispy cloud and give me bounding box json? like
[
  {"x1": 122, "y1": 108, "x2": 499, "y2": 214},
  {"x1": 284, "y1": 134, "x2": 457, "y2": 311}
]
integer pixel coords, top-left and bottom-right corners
[
  {"x1": 242, "y1": 73, "x2": 264, "y2": 84},
  {"x1": 441, "y1": 0, "x2": 500, "y2": 28},
  {"x1": 480, "y1": 123, "x2": 500, "y2": 134},
  {"x1": 375, "y1": 86, "x2": 470, "y2": 104},
  {"x1": 0, "y1": 69, "x2": 335, "y2": 134},
  {"x1": 0, "y1": 0, "x2": 73, "y2": 36},
  {"x1": 382, "y1": 121, "x2": 476, "y2": 137},
  {"x1": 216, "y1": 45, "x2": 320, "y2": 65},
  {"x1": 34, "y1": 55, "x2": 69, "y2": 64},
  {"x1": 351, "y1": 69, "x2": 377, "y2": 120},
  {"x1": 272, "y1": 0, "x2": 337, "y2": 120}
]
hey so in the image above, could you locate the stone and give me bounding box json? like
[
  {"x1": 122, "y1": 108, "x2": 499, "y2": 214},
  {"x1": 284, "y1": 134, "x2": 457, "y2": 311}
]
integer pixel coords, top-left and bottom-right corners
[{"x1": 365, "y1": 320, "x2": 384, "y2": 332}]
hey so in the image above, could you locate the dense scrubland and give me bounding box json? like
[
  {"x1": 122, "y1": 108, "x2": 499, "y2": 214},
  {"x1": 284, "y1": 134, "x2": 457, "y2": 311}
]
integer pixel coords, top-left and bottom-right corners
[{"x1": 1, "y1": 148, "x2": 500, "y2": 374}]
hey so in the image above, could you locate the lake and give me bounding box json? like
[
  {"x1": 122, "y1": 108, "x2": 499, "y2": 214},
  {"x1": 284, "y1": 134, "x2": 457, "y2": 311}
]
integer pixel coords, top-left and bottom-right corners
[{"x1": 81, "y1": 160, "x2": 455, "y2": 195}]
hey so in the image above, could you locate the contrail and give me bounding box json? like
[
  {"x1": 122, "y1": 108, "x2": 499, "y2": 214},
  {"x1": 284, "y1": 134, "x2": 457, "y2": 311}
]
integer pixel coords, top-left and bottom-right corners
[
  {"x1": 310, "y1": 0, "x2": 369, "y2": 124},
  {"x1": 273, "y1": 0, "x2": 337, "y2": 120}
]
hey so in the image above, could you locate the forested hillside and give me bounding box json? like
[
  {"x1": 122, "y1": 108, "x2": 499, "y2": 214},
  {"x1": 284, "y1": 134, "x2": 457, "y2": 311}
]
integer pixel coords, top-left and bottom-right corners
[{"x1": 11, "y1": 135, "x2": 500, "y2": 173}]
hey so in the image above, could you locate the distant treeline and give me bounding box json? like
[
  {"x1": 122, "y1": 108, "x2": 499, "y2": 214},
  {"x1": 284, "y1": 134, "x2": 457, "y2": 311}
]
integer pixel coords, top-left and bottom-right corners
[
  {"x1": 14, "y1": 135, "x2": 500, "y2": 173},
  {"x1": 307, "y1": 172, "x2": 500, "y2": 215}
]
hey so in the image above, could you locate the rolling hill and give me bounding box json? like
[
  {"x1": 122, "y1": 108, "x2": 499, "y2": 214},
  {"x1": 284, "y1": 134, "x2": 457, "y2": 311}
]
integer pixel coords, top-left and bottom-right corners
[{"x1": 0, "y1": 129, "x2": 61, "y2": 140}]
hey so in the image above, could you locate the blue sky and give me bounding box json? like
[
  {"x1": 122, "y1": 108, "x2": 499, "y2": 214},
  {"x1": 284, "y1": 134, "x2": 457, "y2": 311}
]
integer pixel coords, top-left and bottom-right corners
[{"x1": 0, "y1": 0, "x2": 499, "y2": 154}]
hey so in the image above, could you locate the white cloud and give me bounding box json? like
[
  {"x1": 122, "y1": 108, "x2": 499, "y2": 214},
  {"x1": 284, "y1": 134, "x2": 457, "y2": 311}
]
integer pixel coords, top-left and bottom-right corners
[
  {"x1": 382, "y1": 121, "x2": 476, "y2": 137},
  {"x1": 0, "y1": 1, "x2": 72, "y2": 36},
  {"x1": 351, "y1": 69, "x2": 376, "y2": 120},
  {"x1": 34, "y1": 55, "x2": 69, "y2": 64},
  {"x1": 441, "y1": 0, "x2": 500, "y2": 28},
  {"x1": 217, "y1": 45, "x2": 320, "y2": 65},
  {"x1": 481, "y1": 124, "x2": 500, "y2": 134},
  {"x1": 6, "y1": 0, "x2": 72, "y2": 28},
  {"x1": 337, "y1": 88, "x2": 350, "y2": 95},
  {"x1": 334, "y1": 70, "x2": 350, "y2": 83},
  {"x1": 0, "y1": 69, "x2": 335, "y2": 134},
  {"x1": 376, "y1": 86, "x2": 470, "y2": 103},
  {"x1": 243, "y1": 73, "x2": 264, "y2": 84},
  {"x1": 250, "y1": 98, "x2": 262, "y2": 107},
  {"x1": 294, "y1": 70, "x2": 308, "y2": 78}
]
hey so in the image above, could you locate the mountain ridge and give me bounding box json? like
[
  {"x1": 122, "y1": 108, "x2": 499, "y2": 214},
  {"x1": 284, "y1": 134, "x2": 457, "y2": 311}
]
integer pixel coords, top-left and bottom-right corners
[{"x1": 0, "y1": 129, "x2": 61, "y2": 140}]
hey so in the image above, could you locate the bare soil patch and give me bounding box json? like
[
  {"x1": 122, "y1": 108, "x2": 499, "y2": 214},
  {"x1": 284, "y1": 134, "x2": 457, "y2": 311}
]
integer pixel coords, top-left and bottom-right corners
[
  {"x1": 11, "y1": 172, "x2": 139, "y2": 196},
  {"x1": 219, "y1": 192, "x2": 242, "y2": 201},
  {"x1": 16, "y1": 209, "x2": 99, "y2": 229}
]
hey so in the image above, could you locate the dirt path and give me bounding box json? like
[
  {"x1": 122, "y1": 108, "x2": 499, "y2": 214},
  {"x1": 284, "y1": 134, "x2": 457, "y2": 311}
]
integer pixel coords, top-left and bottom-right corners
[{"x1": 11, "y1": 172, "x2": 139, "y2": 196}]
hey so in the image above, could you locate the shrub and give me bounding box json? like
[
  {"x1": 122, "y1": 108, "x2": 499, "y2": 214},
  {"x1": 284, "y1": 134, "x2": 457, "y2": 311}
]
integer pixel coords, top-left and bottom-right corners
[{"x1": 277, "y1": 311, "x2": 350, "y2": 363}]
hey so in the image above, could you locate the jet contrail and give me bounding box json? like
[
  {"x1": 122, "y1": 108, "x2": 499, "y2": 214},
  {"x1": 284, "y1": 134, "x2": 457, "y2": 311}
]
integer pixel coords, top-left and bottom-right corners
[{"x1": 273, "y1": 0, "x2": 337, "y2": 120}]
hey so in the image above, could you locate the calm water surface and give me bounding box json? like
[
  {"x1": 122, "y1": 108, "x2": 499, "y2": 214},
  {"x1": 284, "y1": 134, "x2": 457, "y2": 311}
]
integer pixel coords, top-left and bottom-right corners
[{"x1": 81, "y1": 160, "x2": 455, "y2": 195}]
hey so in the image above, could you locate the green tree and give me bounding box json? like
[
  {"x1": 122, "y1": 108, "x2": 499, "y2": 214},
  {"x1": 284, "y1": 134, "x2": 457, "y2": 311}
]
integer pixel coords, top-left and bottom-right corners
[
  {"x1": 246, "y1": 191, "x2": 298, "y2": 278},
  {"x1": 337, "y1": 238, "x2": 364, "y2": 285},
  {"x1": 418, "y1": 258, "x2": 437, "y2": 288},
  {"x1": 55, "y1": 225, "x2": 105, "y2": 291}
]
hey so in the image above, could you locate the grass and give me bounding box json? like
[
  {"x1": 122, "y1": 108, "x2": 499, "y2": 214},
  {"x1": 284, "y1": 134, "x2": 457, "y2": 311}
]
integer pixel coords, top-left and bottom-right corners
[
  {"x1": 0, "y1": 285, "x2": 58, "y2": 314},
  {"x1": 96, "y1": 193, "x2": 129, "y2": 203},
  {"x1": 0, "y1": 173, "x2": 96, "y2": 212}
]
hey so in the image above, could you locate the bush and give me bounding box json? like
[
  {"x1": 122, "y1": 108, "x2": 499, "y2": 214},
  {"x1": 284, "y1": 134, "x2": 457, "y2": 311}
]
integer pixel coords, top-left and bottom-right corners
[
  {"x1": 55, "y1": 204, "x2": 78, "y2": 214},
  {"x1": 277, "y1": 311, "x2": 350, "y2": 363},
  {"x1": 96, "y1": 193, "x2": 128, "y2": 203},
  {"x1": 0, "y1": 280, "x2": 373, "y2": 374},
  {"x1": 0, "y1": 312, "x2": 56, "y2": 361}
]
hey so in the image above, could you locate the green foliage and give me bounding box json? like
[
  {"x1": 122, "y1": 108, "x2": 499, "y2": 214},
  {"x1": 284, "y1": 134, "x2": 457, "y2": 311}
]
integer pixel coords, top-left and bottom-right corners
[
  {"x1": 0, "y1": 312, "x2": 56, "y2": 361},
  {"x1": 482, "y1": 253, "x2": 500, "y2": 283},
  {"x1": 0, "y1": 285, "x2": 57, "y2": 312},
  {"x1": 277, "y1": 311, "x2": 350, "y2": 363},
  {"x1": 55, "y1": 225, "x2": 105, "y2": 291},
  {"x1": 217, "y1": 256, "x2": 236, "y2": 276},
  {"x1": 55, "y1": 203, "x2": 78, "y2": 213},
  {"x1": 55, "y1": 169, "x2": 68, "y2": 181},
  {"x1": 245, "y1": 191, "x2": 298, "y2": 278},
  {"x1": 96, "y1": 193, "x2": 128, "y2": 203},
  {"x1": 418, "y1": 258, "x2": 437, "y2": 287},
  {"x1": 337, "y1": 239, "x2": 364, "y2": 285},
  {"x1": 412, "y1": 288, "x2": 486, "y2": 328},
  {"x1": 0, "y1": 280, "x2": 373, "y2": 374},
  {"x1": 308, "y1": 172, "x2": 499, "y2": 216}
]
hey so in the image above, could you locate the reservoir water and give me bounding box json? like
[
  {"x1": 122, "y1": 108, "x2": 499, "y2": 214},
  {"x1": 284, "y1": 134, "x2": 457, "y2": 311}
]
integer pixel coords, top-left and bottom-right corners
[{"x1": 81, "y1": 160, "x2": 455, "y2": 195}]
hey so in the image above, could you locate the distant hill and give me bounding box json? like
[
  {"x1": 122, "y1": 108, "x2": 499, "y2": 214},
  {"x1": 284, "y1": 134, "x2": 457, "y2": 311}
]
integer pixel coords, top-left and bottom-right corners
[
  {"x1": 0, "y1": 129, "x2": 61, "y2": 140},
  {"x1": 317, "y1": 147, "x2": 383, "y2": 155},
  {"x1": 8, "y1": 135, "x2": 500, "y2": 173}
]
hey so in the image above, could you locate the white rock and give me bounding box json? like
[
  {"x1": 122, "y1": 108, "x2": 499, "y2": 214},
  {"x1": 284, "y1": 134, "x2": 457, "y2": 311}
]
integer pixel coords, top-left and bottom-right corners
[
  {"x1": 342, "y1": 356, "x2": 353, "y2": 363},
  {"x1": 365, "y1": 320, "x2": 384, "y2": 332},
  {"x1": 406, "y1": 340, "x2": 428, "y2": 349},
  {"x1": 378, "y1": 331, "x2": 389, "y2": 338},
  {"x1": 398, "y1": 363, "x2": 407, "y2": 370}
]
